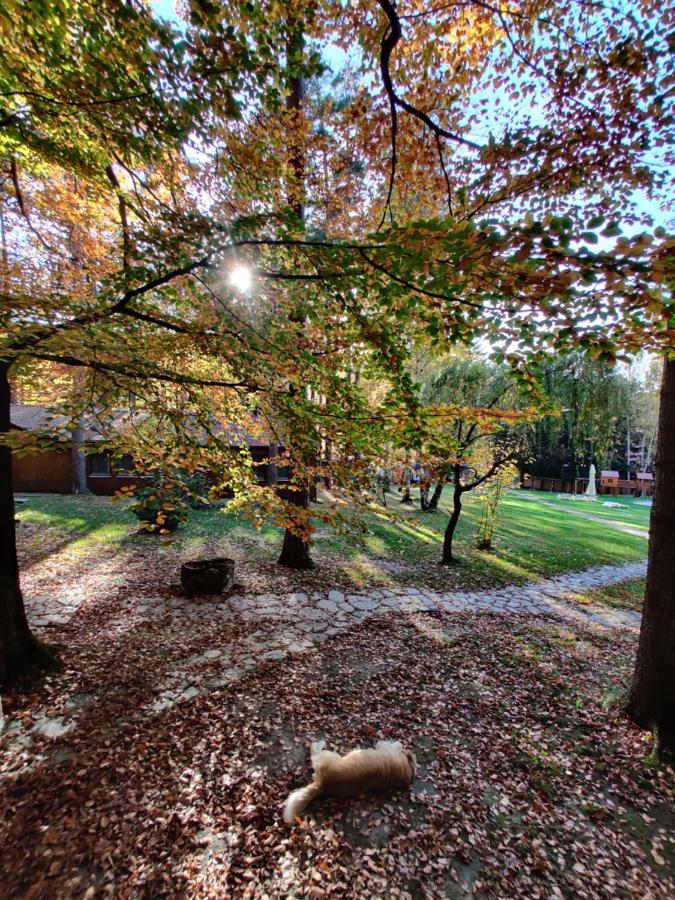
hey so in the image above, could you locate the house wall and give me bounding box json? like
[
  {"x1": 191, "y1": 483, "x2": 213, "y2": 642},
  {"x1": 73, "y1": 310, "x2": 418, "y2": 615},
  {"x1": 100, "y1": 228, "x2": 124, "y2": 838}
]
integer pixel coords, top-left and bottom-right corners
[
  {"x1": 12, "y1": 450, "x2": 73, "y2": 493},
  {"x1": 87, "y1": 474, "x2": 145, "y2": 496},
  {"x1": 11, "y1": 448, "x2": 145, "y2": 495},
  {"x1": 522, "y1": 475, "x2": 586, "y2": 493},
  {"x1": 12, "y1": 445, "x2": 286, "y2": 495}
]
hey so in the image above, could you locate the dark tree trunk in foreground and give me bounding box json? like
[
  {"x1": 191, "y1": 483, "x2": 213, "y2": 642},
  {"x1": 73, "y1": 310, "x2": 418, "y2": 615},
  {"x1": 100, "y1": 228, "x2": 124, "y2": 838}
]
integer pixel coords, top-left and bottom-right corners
[
  {"x1": 626, "y1": 355, "x2": 675, "y2": 757},
  {"x1": 0, "y1": 363, "x2": 58, "y2": 686},
  {"x1": 428, "y1": 483, "x2": 444, "y2": 510},
  {"x1": 442, "y1": 469, "x2": 463, "y2": 565}
]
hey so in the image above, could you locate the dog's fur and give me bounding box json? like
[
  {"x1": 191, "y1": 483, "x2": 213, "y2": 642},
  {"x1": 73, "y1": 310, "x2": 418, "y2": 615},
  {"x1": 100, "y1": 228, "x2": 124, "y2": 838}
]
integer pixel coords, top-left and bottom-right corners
[{"x1": 283, "y1": 739, "x2": 416, "y2": 825}]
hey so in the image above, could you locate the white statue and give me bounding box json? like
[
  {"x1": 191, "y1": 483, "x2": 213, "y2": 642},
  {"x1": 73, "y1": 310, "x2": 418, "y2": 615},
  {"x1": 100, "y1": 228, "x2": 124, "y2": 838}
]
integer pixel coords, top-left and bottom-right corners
[{"x1": 585, "y1": 463, "x2": 597, "y2": 498}]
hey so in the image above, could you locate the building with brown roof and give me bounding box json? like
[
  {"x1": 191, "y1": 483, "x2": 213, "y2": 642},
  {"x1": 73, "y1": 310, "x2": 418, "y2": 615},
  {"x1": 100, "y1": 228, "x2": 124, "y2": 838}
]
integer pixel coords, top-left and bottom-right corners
[{"x1": 10, "y1": 405, "x2": 287, "y2": 495}]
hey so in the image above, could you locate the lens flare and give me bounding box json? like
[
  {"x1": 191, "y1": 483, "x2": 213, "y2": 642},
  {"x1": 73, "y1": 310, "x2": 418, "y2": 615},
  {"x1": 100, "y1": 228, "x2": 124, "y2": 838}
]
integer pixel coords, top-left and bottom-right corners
[{"x1": 229, "y1": 264, "x2": 252, "y2": 292}]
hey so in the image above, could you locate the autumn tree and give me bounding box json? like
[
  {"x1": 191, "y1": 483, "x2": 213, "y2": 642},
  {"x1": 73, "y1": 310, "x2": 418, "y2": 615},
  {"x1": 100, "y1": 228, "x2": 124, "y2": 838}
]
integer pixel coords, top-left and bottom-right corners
[
  {"x1": 418, "y1": 356, "x2": 530, "y2": 564},
  {"x1": 614, "y1": 357, "x2": 661, "y2": 478},
  {"x1": 522, "y1": 354, "x2": 633, "y2": 482},
  {"x1": 2, "y1": 0, "x2": 674, "y2": 756},
  {"x1": 276, "y1": 16, "x2": 315, "y2": 570},
  {"x1": 335, "y1": 0, "x2": 673, "y2": 751},
  {"x1": 0, "y1": 0, "x2": 414, "y2": 683},
  {"x1": 1, "y1": 0, "x2": 200, "y2": 683}
]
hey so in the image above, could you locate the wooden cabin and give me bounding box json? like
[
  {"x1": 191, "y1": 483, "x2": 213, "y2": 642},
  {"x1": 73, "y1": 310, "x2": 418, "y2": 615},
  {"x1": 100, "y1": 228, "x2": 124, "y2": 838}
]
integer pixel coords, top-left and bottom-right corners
[
  {"x1": 636, "y1": 472, "x2": 654, "y2": 496},
  {"x1": 10, "y1": 404, "x2": 288, "y2": 496},
  {"x1": 10, "y1": 405, "x2": 148, "y2": 495},
  {"x1": 600, "y1": 470, "x2": 620, "y2": 495},
  {"x1": 522, "y1": 471, "x2": 654, "y2": 497}
]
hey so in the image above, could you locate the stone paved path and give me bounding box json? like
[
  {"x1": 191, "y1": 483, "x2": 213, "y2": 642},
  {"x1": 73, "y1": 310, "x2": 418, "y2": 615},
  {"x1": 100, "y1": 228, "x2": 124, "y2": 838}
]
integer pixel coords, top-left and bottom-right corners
[{"x1": 24, "y1": 560, "x2": 647, "y2": 714}]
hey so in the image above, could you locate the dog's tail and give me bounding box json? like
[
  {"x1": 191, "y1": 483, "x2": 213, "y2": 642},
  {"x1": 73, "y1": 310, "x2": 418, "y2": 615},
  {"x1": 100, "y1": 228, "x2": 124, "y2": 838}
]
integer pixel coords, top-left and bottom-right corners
[{"x1": 283, "y1": 781, "x2": 322, "y2": 825}]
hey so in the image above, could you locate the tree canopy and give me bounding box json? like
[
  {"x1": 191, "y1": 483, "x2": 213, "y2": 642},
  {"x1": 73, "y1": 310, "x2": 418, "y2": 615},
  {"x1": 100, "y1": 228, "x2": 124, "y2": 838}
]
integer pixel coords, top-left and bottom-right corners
[{"x1": 523, "y1": 353, "x2": 660, "y2": 479}]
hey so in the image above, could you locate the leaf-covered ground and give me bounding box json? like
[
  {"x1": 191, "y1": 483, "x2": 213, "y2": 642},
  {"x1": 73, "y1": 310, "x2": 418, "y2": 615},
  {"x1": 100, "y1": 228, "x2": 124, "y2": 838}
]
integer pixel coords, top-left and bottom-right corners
[
  {"x1": 4, "y1": 491, "x2": 667, "y2": 897},
  {"x1": 2, "y1": 599, "x2": 673, "y2": 897}
]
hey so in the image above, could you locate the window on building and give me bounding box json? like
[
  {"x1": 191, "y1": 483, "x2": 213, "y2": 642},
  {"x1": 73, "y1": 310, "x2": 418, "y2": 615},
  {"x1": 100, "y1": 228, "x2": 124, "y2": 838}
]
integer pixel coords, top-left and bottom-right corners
[
  {"x1": 114, "y1": 454, "x2": 136, "y2": 474},
  {"x1": 89, "y1": 452, "x2": 111, "y2": 476}
]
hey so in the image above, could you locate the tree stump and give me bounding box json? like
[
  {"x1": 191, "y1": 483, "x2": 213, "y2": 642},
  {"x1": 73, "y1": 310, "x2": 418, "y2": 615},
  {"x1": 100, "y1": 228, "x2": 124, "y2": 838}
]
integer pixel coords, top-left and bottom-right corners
[{"x1": 181, "y1": 558, "x2": 235, "y2": 596}]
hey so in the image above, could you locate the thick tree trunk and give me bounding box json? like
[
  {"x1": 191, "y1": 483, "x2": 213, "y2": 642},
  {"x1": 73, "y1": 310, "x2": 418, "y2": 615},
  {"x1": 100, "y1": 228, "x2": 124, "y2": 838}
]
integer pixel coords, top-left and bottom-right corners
[
  {"x1": 71, "y1": 424, "x2": 89, "y2": 494},
  {"x1": 626, "y1": 355, "x2": 675, "y2": 757},
  {"x1": 278, "y1": 24, "x2": 313, "y2": 569},
  {"x1": 0, "y1": 362, "x2": 58, "y2": 686},
  {"x1": 278, "y1": 483, "x2": 315, "y2": 569},
  {"x1": 278, "y1": 528, "x2": 315, "y2": 569},
  {"x1": 442, "y1": 474, "x2": 463, "y2": 565},
  {"x1": 428, "y1": 482, "x2": 444, "y2": 510}
]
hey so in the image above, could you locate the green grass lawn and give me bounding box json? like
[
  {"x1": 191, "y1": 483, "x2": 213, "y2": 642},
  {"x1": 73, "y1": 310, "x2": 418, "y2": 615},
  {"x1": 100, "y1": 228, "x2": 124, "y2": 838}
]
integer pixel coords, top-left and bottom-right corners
[
  {"x1": 518, "y1": 489, "x2": 652, "y2": 529},
  {"x1": 15, "y1": 487, "x2": 648, "y2": 593},
  {"x1": 565, "y1": 578, "x2": 646, "y2": 612}
]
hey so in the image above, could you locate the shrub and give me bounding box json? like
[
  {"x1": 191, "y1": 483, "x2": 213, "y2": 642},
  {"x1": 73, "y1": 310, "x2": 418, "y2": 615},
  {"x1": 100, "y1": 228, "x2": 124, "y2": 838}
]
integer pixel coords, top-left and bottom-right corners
[
  {"x1": 475, "y1": 464, "x2": 517, "y2": 551},
  {"x1": 182, "y1": 471, "x2": 212, "y2": 509},
  {"x1": 121, "y1": 480, "x2": 190, "y2": 534}
]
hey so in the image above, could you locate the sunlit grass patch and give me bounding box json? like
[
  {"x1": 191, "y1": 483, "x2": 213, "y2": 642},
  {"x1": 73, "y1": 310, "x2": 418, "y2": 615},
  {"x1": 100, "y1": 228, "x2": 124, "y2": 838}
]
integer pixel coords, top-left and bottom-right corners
[
  {"x1": 517, "y1": 490, "x2": 651, "y2": 528},
  {"x1": 566, "y1": 578, "x2": 645, "y2": 612},
  {"x1": 15, "y1": 489, "x2": 648, "y2": 594}
]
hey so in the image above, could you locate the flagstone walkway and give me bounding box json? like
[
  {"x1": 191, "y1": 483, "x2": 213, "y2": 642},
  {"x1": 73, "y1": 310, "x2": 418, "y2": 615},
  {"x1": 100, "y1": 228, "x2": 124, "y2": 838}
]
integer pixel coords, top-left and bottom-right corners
[
  {"x1": 2, "y1": 560, "x2": 646, "y2": 760},
  {"x1": 23, "y1": 560, "x2": 646, "y2": 716}
]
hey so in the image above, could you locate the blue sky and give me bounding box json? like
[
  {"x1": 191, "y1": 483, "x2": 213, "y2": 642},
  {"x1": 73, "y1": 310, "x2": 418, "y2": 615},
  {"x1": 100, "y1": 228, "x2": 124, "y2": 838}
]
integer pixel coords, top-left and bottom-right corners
[
  {"x1": 148, "y1": 0, "x2": 669, "y2": 229},
  {"x1": 150, "y1": 0, "x2": 177, "y2": 21}
]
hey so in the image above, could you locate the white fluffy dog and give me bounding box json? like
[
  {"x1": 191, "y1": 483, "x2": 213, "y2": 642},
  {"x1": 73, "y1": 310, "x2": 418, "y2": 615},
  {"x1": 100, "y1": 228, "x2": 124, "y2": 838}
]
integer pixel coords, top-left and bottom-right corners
[{"x1": 283, "y1": 739, "x2": 417, "y2": 825}]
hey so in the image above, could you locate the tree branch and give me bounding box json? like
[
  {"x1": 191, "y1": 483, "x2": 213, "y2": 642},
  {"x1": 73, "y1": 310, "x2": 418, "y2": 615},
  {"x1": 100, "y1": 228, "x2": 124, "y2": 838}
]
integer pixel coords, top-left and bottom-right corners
[
  {"x1": 9, "y1": 158, "x2": 58, "y2": 254},
  {"x1": 1, "y1": 89, "x2": 154, "y2": 108},
  {"x1": 105, "y1": 163, "x2": 131, "y2": 269},
  {"x1": 375, "y1": 0, "x2": 482, "y2": 150},
  {"x1": 461, "y1": 449, "x2": 519, "y2": 492},
  {"x1": 357, "y1": 248, "x2": 484, "y2": 309},
  {"x1": 9, "y1": 159, "x2": 28, "y2": 219},
  {"x1": 31, "y1": 352, "x2": 255, "y2": 390},
  {"x1": 255, "y1": 268, "x2": 352, "y2": 281},
  {"x1": 378, "y1": 20, "x2": 398, "y2": 229}
]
